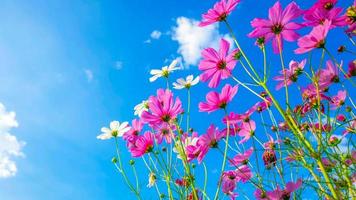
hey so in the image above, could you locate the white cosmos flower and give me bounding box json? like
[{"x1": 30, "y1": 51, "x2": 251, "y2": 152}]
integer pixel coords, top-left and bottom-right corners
[
  {"x1": 97, "y1": 121, "x2": 130, "y2": 140},
  {"x1": 149, "y1": 59, "x2": 180, "y2": 82},
  {"x1": 173, "y1": 135, "x2": 199, "y2": 160},
  {"x1": 147, "y1": 172, "x2": 156, "y2": 188},
  {"x1": 134, "y1": 100, "x2": 149, "y2": 117},
  {"x1": 172, "y1": 75, "x2": 199, "y2": 89}
]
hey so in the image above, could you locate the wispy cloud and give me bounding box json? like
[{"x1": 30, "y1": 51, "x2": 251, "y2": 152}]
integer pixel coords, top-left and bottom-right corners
[
  {"x1": 115, "y1": 61, "x2": 123, "y2": 70},
  {"x1": 84, "y1": 69, "x2": 93, "y2": 82},
  {"x1": 144, "y1": 30, "x2": 163, "y2": 44},
  {"x1": 150, "y1": 30, "x2": 162, "y2": 39},
  {"x1": 171, "y1": 17, "x2": 233, "y2": 67},
  {"x1": 0, "y1": 103, "x2": 24, "y2": 178}
]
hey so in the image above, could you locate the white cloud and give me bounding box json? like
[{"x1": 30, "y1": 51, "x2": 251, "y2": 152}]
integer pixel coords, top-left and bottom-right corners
[
  {"x1": 84, "y1": 69, "x2": 93, "y2": 82},
  {"x1": 0, "y1": 103, "x2": 24, "y2": 178},
  {"x1": 115, "y1": 61, "x2": 123, "y2": 70},
  {"x1": 171, "y1": 17, "x2": 234, "y2": 67},
  {"x1": 150, "y1": 30, "x2": 162, "y2": 39}
]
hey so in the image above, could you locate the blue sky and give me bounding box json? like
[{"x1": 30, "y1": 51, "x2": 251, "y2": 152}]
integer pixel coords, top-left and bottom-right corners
[{"x1": 0, "y1": 0, "x2": 354, "y2": 199}]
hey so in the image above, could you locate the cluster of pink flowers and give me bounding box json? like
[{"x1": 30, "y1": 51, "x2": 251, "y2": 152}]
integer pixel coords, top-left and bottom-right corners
[{"x1": 99, "y1": 0, "x2": 356, "y2": 199}]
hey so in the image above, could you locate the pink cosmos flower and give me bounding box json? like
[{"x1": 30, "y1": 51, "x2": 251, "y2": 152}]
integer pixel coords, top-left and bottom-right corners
[
  {"x1": 199, "y1": 0, "x2": 240, "y2": 27},
  {"x1": 295, "y1": 20, "x2": 331, "y2": 54},
  {"x1": 264, "y1": 134, "x2": 281, "y2": 150},
  {"x1": 199, "y1": 39, "x2": 238, "y2": 88},
  {"x1": 130, "y1": 131, "x2": 154, "y2": 157},
  {"x1": 317, "y1": 60, "x2": 340, "y2": 88},
  {"x1": 238, "y1": 120, "x2": 256, "y2": 144},
  {"x1": 303, "y1": 1, "x2": 347, "y2": 28},
  {"x1": 344, "y1": 120, "x2": 356, "y2": 135},
  {"x1": 223, "y1": 108, "x2": 255, "y2": 125},
  {"x1": 254, "y1": 189, "x2": 269, "y2": 200},
  {"x1": 197, "y1": 124, "x2": 224, "y2": 163},
  {"x1": 199, "y1": 84, "x2": 238, "y2": 113},
  {"x1": 221, "y1": 171, "x2": 239, "y2": 200},
  {"x1": 154, "y1": 123, "x2": 175, "y2": 144},
  {"x1": 248, "y1": 1, "x2": 303, "y2": 53},
  {"x1": 313, "y1": 0, "x2": 338, "y2": 11},
  {"x1": 141, "y1": 89, "x2": 183, "y2": 126},
  {"x1": 230, "y1": 147, "x2": 254, "y2": 166},
  {"x1": 330, "y1": 90, "x2": 346, "y2": 109},
  {"x1": 123, "y1": 119, "x2": 144, "y2": 147},
  {"x1": 235, "y1": 165, "x2": 252, "y2": 183},
  {"x1": 268, "y1": 179, "x2": 302, "y2": 200},
  {"x1": 273, "y1": 59, "x2": 306, "y2": 90},
  {"x1": 253, "y1": 97, "x2": 273, "y2": 113},
  {"x1": 346, "y1": 60, "x2": 356, "y2": 78}
]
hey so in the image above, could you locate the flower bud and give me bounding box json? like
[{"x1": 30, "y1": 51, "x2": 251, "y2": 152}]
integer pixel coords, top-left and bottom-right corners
[
  {"x1": 283, "y1": 137, "x2": 291, "y2": 145},
  {"x1": 111, "y1": 157, "x2": 117, "y2": 163},
  {"x1": 337, "y1": 45, "x2": 346, "y2": 53},
  {"x1": 336, "y1": 114, "x2": 346, "y2": 122},
  {"x1": 129, "y1": 159, "x2": 135, "y2": 165},
  {"x1": 271, "y1": 126, "x2": 277, "y2": 132},
  {"x1": 328, "y1": 135, "x2": 340, "y2": 146},
  {"x1": 346, "y1": 106, "x2": 352, "y2": 112},
  {"x1": 262, "y1": 150, "x2": 277, "y2": 169}
]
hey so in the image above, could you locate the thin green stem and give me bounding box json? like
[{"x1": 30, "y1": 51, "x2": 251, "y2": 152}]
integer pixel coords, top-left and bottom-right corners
[{"x1": 213, "y1": 111, "x2": 229, "y2": 200}]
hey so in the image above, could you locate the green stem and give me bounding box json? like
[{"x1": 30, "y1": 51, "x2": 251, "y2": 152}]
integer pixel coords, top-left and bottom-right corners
[
  {"x1": 277, "y1": 36, "x2": 289, "y2": 107},
  {"x1": 213, "y1": 111, "x2": 229, "y2": 200},
  {"x1": 114, "y1": 138, "x2": 142, "y2": 200}
]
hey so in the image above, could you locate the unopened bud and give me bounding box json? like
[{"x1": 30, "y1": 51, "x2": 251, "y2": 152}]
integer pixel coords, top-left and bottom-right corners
[
  {"x1": 129, "y1": 159, "x2": 135, "y2": 165},
  {"x1": 337, "y1": 45, "x2": 346, "y2": 53},
  {"x1": 111, "y1": 157, "x2": 117, "y2": 163}
]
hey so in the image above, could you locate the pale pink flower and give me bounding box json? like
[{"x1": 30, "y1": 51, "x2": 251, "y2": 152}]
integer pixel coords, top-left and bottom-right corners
[
  {"x1": 199, "y1": 0, "x2": 240, "y2": 27},
  {"x1": 154, "y1": 123, "x2": 175, "y2": 144},
  {"x1": 197, "y1": 124, "x2": 224, "y2": 163},
  {"x1": 238, "y1": 120, "x2": 256, "y2": 144},
  {"x1": 230, "y1": 147, "x2": 254, "y2": 166},
  {"x1": 254, "y1": 189, "x2": 269, "y2": 200},
  {"x1": 295, "y1": 20, "x2": 331, "y2": 54},
  {"x1": 273, "y1": 59, "x2": 306, "y2": 90},
  {"x1": 330, "y1": 90, "x2": 347, "y2": 109},
  {"x1": 141, "y1": 89, "x2": 183, "y2": 126},
  {"x1": 123, "y1": 119, "x2": 144, "y2": 147},
  {"x1": 344, "y1": 120, "x2": 356, "y2": 135},
  {"x1": 248, "y1": 1, "x2": 303, "y2": 53},
  {"x1": 223, "y1": 107, "x2": 255, "y2": 125},
  {"x1": 235, "y1": 165, "x2": 252, "y2": 183},
  {"x1": 268, "y1": 179, "x2": 302, "y2": 200},
  {"x1": 130, "y1": 131, "x2": 154, "y2": 158},
  {"x1": 221, "y1": 171, "x2": 239, "y2": 200},
  {"x1": 317, "y1": 60, "x2": 340, "y2": 88},
  {"x1": 199, "y1": 84, "x2": 238, "y2": 113},
  {"x1": 264, "y1": 134, "x2": 281, "y2": 150},
  {"x1": 199, "y1": 39, "x2": 238, "y2": 88},
  {"x1": 253, "y1": 97, "x2": 273, "y2": 113}
]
